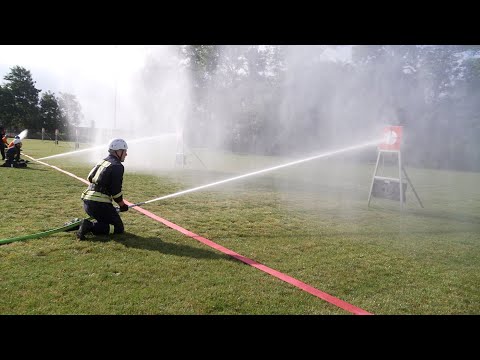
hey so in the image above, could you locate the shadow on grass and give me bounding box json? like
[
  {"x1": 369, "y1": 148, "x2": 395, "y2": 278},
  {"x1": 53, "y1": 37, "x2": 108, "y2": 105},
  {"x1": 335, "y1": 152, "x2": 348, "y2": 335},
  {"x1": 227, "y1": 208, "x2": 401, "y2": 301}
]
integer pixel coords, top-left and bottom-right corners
[{"x1": 86, "y1": 232, "x2": 230, "y2": 261}]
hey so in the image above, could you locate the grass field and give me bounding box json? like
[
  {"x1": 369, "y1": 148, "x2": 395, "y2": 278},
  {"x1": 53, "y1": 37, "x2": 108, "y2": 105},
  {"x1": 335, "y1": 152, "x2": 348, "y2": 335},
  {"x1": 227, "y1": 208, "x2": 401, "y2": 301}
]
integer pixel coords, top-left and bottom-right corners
[{"x1": 0, "y1": 139, "x2": 479, "y2": 315}]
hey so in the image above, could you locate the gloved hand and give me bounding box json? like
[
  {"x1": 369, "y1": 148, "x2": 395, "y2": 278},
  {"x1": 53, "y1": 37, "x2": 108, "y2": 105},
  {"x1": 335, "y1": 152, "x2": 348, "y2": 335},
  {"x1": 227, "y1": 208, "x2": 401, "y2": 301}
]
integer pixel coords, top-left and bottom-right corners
[{"x1": 119, "y1": 204, "x2": 129, "y2": 212}]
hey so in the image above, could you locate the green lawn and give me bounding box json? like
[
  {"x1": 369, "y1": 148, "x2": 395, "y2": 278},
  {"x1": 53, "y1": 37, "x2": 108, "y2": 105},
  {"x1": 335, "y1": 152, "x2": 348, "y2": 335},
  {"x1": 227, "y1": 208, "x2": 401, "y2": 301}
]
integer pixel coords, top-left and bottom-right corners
[{"x1": 0, "y1": 139, "x2": 478, "y2": 314}]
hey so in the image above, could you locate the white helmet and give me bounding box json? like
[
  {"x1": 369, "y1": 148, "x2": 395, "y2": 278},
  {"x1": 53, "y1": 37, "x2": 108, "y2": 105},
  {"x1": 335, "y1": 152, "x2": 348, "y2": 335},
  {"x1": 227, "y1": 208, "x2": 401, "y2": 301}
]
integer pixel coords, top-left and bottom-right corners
[{"x1": 108, "y1": 138, "x2": 128, "y2": 151}]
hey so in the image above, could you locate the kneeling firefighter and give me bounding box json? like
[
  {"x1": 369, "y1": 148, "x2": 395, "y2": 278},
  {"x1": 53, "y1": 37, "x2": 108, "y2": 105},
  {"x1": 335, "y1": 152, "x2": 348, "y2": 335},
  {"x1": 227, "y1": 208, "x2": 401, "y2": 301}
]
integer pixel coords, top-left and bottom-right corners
[
  {"x1": 2, "y1": 136, "x2": 28, "y2": 168},
  {"x1": 77, "y1": 138, "x2": 129, "y2": 240}
]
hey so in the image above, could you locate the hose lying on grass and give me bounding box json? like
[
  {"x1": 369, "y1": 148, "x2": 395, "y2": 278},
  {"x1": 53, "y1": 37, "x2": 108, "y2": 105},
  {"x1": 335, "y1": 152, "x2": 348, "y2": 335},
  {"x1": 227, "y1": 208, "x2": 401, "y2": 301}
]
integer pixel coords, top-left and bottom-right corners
[{"x1": 0, "y1": 217, "x2": 92, "y2": 245}]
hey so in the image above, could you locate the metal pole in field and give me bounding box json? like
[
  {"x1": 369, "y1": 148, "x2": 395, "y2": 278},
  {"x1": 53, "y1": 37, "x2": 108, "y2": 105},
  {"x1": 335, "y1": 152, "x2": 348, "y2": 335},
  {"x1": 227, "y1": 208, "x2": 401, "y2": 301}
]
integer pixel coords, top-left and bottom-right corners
[
  {"x1": 75, "y1": 127, "x2": 80, "y2": 150},
  {"x1": 113, "y1": 45, "x2": 118, "y2": 131},
  {"x1": 113, "y1": 78, "x2": 117, "y2": 130}
]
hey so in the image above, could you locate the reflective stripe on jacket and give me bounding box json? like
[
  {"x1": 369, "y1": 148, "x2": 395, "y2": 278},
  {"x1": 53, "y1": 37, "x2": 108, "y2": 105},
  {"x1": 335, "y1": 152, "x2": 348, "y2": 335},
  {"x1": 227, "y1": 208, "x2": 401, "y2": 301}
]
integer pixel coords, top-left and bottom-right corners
[{"x1": 81, "y1": 155, "x2": 124, "y2": 204}]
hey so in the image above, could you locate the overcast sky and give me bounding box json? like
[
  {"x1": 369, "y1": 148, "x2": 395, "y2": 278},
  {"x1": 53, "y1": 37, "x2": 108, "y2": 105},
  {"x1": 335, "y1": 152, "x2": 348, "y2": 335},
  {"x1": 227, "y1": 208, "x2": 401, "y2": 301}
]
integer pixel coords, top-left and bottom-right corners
[
  {"x1": 0, "y1": 45, "x2": 147, "y2": 89},
  {"x1": 0, "y1": 45, "x2": 149, "y2": 127},
  {"x1": 0, "y1": 45, "x2": 352, "y2": 89},
  {"x1": 0, "y1": 45, "x2": 353, "y2": 129}
]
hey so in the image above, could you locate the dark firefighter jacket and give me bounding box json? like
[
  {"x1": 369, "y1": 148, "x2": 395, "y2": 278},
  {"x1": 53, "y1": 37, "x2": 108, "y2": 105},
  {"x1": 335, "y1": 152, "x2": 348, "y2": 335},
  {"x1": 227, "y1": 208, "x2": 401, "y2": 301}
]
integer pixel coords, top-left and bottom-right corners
[
  {"x1": 6, "y1": 145, "x2": 21, "y2": 162},
  {"x1": 81, "y1": 154, "x2": 125, "y2": 204}
]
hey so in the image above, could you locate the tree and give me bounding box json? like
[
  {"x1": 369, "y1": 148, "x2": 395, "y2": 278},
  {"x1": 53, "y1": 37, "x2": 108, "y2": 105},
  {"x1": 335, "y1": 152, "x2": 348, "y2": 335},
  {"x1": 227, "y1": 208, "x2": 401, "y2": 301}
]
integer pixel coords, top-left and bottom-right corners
[
  {"x1": 2, "y1": 66, "x2": 41, "y2": 130},
  {"x1": 58, "y1": 92, "x2": 83, "y2": 128},
  {"x1": 179, "y1": 45, "x2": 222, "y2": 145},
  {"x1": 39, "y1": 91, "x2": 65, "y2": 131},
  {"x1": 182, "y1": 45, "x2": 221, "y2": 89},
  {"x1": 0, "y1": 85, "x2": 16, "y2": 128}
]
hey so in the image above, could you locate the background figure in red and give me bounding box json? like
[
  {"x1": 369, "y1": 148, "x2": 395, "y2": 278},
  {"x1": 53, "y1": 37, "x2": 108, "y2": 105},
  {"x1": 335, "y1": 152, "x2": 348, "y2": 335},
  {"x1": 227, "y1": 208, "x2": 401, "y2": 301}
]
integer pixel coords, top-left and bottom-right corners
[{"x1": 0, "y1": 127, "x2": 8, "y2": 160}]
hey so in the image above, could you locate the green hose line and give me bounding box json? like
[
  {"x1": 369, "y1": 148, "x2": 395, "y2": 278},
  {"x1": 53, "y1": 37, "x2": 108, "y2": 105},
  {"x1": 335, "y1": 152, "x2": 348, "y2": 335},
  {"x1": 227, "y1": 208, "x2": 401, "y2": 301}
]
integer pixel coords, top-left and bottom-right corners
[{"x1": 0, "y1": 217, "x2": 92, "y2": 245}]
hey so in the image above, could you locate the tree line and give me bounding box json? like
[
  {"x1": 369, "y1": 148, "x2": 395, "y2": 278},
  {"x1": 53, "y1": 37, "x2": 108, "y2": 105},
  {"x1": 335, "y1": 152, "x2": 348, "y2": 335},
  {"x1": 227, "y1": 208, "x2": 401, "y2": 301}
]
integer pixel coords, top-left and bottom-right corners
[
  {"x1": 0, "y1": 66, "x2": 83, "y2": 137},
  {"x1": 2, "y1": 46, "x2": 479, "y2": 172},
  {"x1": 177, "y1": 45, "x2": 480, "y2": 171}
]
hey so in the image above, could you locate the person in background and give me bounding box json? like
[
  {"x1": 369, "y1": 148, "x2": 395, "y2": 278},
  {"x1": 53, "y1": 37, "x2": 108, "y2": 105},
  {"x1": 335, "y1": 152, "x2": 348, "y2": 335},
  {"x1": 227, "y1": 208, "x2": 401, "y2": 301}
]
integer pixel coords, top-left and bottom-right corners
[
  {"x1": 0, "y1": 127, "x2": 8, "y2": 161},
  {"x1": 76, "y1": 138, "x2": 129, "y2": 240}
]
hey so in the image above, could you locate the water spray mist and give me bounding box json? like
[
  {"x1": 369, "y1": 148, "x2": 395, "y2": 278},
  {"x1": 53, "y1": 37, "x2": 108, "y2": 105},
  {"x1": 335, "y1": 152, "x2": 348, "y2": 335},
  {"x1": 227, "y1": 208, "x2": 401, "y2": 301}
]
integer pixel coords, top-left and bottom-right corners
[
  {"x1": 128, "y1": 138, "x2": 382, "y2": 209},
  {"x1": 36, "y1": 134, "x2": 176, "y2": 161}
]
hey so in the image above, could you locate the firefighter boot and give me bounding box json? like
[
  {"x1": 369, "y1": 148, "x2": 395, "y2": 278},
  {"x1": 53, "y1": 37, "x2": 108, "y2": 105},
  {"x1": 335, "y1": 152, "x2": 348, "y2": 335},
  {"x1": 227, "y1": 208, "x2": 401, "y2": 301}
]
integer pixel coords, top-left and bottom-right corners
[{"x1": 76, "y1": 219, "x2": 93, "y2": 240}]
